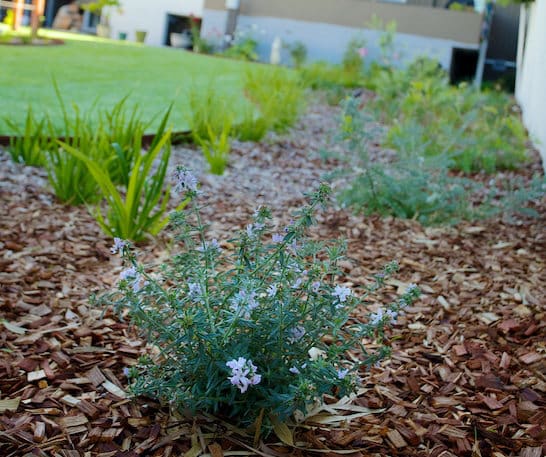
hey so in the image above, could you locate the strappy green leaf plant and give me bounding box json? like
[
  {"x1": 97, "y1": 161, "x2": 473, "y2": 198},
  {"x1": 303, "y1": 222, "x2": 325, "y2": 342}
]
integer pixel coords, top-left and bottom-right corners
[
  {"x1": 60, "y1": 107, "x2": 183, "y2": 242},
  {"x1": 194, "y1": 118, "x2": 232, "y2": 175},
  {"x1": 4, "y1": 107, "x2": 49, "y2": 167}
]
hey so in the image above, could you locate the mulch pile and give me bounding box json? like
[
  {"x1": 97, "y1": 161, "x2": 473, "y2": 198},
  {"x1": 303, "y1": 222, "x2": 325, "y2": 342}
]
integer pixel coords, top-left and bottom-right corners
[{"x1": 0, "y1": 98, "x2": 545, "y2": 457}]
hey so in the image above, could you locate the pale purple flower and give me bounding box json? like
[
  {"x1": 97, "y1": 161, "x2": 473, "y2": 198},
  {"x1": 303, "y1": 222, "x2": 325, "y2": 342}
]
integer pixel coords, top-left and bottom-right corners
[
  {"x1": 173, "y1": 167, "x2": 198, "y2": 194},
  {"x1": 272, "y1": 233, "x2": 284, "y2": 243},
  {"x1": 369, "y1": 308, "x2": 384, "y2": 326},
  {"x1": 226, "y1": 357, "x2": 247, "y2": 372},
  {"x1": 337, "y1": 368, "x2": 349, "y2": 380},
  {"x1": 123, "y1": 367, "x2": 130, "y2": 377},
  {"x1": 230, "y1": 289, "x2": 259, "y2": 316},
  {"x1": 289, "y1": 363, "x2": 306, "y2": 375},
  {"x1": 292, "y1": 277, "x2": 303, "y2": 289},
  {"x1": 287, "y1": 263, "x2": 301, "y2": 274},
  {"x1": 406, "y1": 283, "x2": 418, "y2": 293},
  {"x1": 119, "y1": 266, "x2": 137, "y2": 281},
  {"x1": 288, "y1": 325, "x2": 306, "y2": 344},
  {"x1": 247, "y1": 292, "x2": 259, "y2": 310},
  {"x1": 110, "y1": 237, "x2": 127, "y2": 254},
  {"x1": 312, "y1": 281, "x2": 321, "y2": 293},
  {"x1": 357, "y1": 47, "x2": 368, "y2": 58},
  {"x1": 119, "y1": 267, "x2": 143, "y2": 292},
  {"x1": 131, "y1": 277, "x2": 144, "y2": 293},
  {"x1": 246, "y1": 223, "x2": 264, "y2": 237},
  {"x1": 267, "y1": 284, "x2": 277, "y2": 297},
  {"x1": 333, "y1": 285, "x2": 352, "y2": 303},
  {"x1": 188, "y1": 282, "x2": 202, "y2": 301},
  {"x1": 386, "y1": 309, "x2": 398, "y2": 323},
  {"x1": 197, "y1": 238, "x2": 220, "y2": 253},
  {"x1": 226, "y1": 357, "x2": 261, "y2": 393}
]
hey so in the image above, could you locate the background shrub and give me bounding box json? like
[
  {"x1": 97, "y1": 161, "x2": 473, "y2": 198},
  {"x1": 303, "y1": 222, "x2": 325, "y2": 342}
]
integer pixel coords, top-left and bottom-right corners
[
  {"x1": 333, "y1": 97, "x2": 543, "y2": 225},
  {"x1": 244, "y1": 67, "x2": 306, "y2": 133}
]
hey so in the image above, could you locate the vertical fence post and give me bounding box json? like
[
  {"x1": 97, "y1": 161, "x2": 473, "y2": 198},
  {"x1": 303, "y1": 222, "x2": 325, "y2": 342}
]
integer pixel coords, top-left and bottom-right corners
[
  {"x1": 13, "y1": 0, "x2": 24, "y2": 31},
  {"x1": 474, "y1": 2, "x2": 494, "y2": 90},
  {"x1": 31, "y1": 0, "x2": 45, "y2": 39},
  {"x1": 223, "y1": 0, "x2": 240, "y2": 50}
]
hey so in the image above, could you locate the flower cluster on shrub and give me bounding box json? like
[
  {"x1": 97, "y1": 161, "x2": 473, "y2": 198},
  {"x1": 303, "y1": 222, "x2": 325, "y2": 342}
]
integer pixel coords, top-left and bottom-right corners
[{"x1": 103, "y1": 170, "x2": 420, "y2": 428}]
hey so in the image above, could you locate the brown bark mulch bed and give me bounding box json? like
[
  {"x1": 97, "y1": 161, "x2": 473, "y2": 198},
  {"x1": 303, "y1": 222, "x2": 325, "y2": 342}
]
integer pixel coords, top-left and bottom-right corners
[
  {"x1": 0, "y1": 38, "x2": 64, "y2": 46},
  {"x1": 0, "y1": 100, "x2": 545, "y2": 457}
]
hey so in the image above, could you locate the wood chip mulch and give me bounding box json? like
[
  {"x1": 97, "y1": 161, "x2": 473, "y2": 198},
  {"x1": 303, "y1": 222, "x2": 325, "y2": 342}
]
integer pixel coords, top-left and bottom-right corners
[{"x1": 0, "y1": 99, "x2": 545, "y2": 457}]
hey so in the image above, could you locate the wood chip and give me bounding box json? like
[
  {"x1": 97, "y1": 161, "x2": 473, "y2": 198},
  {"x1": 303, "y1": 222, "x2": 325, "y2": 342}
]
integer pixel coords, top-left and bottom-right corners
[
  {"x1": 60, "y1": 415, "x2": 88, "y2": 429},
  {"x1": 0, "y1": 397, "x2": 21, "y2": 413},
  {"x1": 478, "y1": 394, "x2": 504, "y2": 410},
  {"x1": 500, "y1": 352, "x2": 511, "y2": 369},
  {"x1": 101, "y1": 380, "x2": 128, "y2": 399},
  {"x1": 86, "y1": 366, "x2": 107, "y2": 387},
  {"x1": 27, "y1": 370, "x2": 47, "y2": 382},
  {"x1": 432, "y1": 396, "x2": 461, "y2": 407},
  {"x1": 519, "y1": 447, "x2": 542, "y2": 457},
  {"x1": 208, "y1": 442, "x2": 224, "y2": 457},
  {"x1": 387, "y1": 429, "x2": 408, "y2": 448},
  {"x1": 33, "y1": 421, "x2": 46, "y2": 443},
  {"x1": 478, "y1": 312, "x2": 501, "y2": 324},
  {"x1": 61, "y1": 395, "x2": 81, "y2": 407},
  {"x1": 519, "y1": 353, "x2": 542, "y2": 365}
]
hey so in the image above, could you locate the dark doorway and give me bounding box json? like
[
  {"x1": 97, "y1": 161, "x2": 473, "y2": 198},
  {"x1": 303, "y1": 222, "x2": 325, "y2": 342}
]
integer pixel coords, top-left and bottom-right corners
[
  {"x1": 450, "y1": 48, "x2": 479, "y2": 85},
  {"x1": 449, "y1": 3, "x2": 519, "y2": 91},
  {"x1": 164, "y1": 13, "x2": 201, "y2": 48},
  {"x1": 44, "y1": 0, "x2": 73, "y2": 27}
]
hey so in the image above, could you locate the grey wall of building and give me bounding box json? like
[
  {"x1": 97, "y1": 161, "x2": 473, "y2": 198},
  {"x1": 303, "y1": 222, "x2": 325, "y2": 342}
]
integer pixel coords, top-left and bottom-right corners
[
  {"x1": 201, "y1": 9, "x2": 480, "y2": 69},
  {"x1": 204, "y1": 0, "x2": 482, "y2": 44}
]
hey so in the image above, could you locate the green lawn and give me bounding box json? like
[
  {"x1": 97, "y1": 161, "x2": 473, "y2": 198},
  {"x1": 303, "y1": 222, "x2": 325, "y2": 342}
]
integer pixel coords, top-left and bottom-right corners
[{"x1": 0, "y1": 29, "x2": 255, "y2": 135}]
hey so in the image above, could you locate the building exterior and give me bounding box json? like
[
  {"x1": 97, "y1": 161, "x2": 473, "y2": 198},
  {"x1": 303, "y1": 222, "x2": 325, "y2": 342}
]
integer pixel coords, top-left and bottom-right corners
[
  {"x1": 101, "y1": 0, "x2": 482, "y2": 70},
  {"x1": 201, "y1": 0, "x2": 483, "y2": 69},
  {"x1": 91, "y1": 0, "x2": 203, "y2": 46},
  {"x1": 516, "y1": 0, "x2": 546, "y2": 169},
  {"x1": 42, "y1": 0, "x2": 204, "y2": 43},
  {"x1": 107, "y1": 0, "x2": 203, "y2": 44}
]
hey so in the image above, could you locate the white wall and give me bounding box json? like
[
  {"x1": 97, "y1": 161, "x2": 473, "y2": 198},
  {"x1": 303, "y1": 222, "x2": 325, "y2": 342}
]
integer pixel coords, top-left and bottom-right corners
[
  {"x1": 108, "y1": 0, "x2": 205, "y2": 45},
  {"x1": 516, "y1": 0, "x2": 546, "y2": 169},
  {"x1": 201, "y1": 10, "x2": 478, "y2": 69}
]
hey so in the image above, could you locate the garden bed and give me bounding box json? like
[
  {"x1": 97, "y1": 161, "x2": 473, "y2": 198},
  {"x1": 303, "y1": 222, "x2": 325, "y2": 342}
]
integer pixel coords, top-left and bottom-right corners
[
  {"x1": 0, "y1": 37, "x2": 64, "y2": 46},
  {"x1": 0, "y1": 98, "x2": 544, "y2": 457}
]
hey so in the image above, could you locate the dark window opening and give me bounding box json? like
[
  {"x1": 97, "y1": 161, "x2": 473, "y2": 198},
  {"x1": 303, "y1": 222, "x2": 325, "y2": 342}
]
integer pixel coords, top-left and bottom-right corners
[{"x1": 164, "y1": 13, "x2": 201, "y2": 49}]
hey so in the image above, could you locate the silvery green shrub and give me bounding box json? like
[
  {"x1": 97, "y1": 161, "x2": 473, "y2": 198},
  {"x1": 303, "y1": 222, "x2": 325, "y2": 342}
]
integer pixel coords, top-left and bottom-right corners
[
  {"x1": 336, "y1": 97, "x2": 544, "y2": 225},
  {"x1": 104, "y1": 172, "x2": 420, "y2": 428}
]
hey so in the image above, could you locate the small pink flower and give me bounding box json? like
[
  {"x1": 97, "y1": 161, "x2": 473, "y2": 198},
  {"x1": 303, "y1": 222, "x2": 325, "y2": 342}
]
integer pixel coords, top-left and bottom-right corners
[{"x1": 357, "y1": 47, "x2": 368, "y2": 58}]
